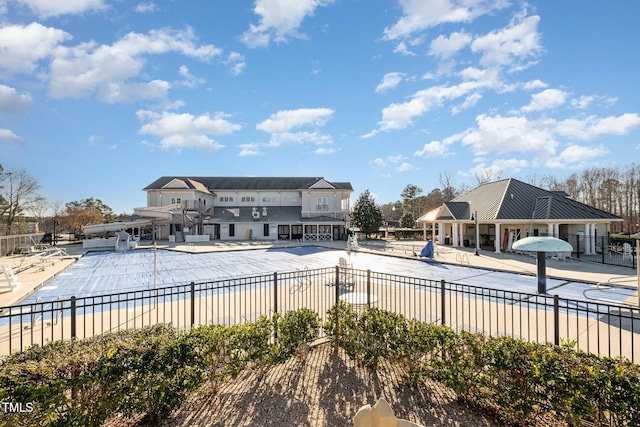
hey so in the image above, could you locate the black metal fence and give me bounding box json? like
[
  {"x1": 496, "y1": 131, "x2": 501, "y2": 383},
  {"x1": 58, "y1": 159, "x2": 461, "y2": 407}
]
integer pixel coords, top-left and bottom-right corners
[
  {"x1": 1, "y1": 266, "x2": 638, "y2": 363},
  {"x1": 564, "y1": 234, "x2": 637, "y2": 269}
]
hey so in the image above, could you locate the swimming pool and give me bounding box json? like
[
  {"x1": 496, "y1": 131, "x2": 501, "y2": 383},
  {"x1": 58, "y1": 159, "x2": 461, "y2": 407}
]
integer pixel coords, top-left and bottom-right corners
[{"x1": 22, "y1": 246, "x2": 635, "y2": 306}]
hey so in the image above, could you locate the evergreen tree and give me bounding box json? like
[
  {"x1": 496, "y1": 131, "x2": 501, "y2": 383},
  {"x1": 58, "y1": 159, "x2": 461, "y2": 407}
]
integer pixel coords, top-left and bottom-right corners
[
  {"x1": 351, "y1": 190, "x2": 384, "y2": 238},
  {"x1": 400, "y1": 212, "x2": 415, "y2": 228}
]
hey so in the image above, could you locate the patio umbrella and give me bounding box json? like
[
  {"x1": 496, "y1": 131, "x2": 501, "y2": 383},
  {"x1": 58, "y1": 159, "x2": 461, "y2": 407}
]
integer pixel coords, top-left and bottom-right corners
[{"x1": 512, "y1": 236, "x2": 573, "y2": 294}]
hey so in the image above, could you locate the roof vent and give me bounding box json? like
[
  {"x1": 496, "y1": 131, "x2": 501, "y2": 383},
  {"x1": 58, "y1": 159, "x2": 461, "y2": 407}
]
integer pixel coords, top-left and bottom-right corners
[{"x1": 262, "y1": 207, "x2": 268, "y2": 216}]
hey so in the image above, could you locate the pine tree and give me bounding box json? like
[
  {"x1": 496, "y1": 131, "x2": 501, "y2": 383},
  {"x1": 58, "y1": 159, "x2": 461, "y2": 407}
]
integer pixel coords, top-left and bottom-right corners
[{"x1": 351, "y1": 189, "x2": 384, "y2": 238}]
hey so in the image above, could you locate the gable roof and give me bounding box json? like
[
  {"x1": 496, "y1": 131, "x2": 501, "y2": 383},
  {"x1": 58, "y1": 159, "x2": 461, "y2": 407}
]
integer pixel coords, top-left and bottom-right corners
[
  {"x1": 143, "y1": 177, "x2": 353, "y2": 192},
  {"x1": 433, "y1": 178, "x2": 621, "y2": 222}
]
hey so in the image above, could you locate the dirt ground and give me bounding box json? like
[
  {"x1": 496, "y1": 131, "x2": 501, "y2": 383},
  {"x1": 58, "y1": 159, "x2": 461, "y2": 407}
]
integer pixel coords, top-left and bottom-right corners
[{"x1": 106, "y1": 344, "x2": 510, "y2": 427}]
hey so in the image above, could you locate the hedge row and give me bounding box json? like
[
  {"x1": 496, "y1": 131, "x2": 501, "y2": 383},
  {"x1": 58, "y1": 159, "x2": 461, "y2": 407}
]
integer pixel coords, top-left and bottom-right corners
[
  {"x1": 0, "y1": 308, "x2": 320, "y2": 427},
  {"x1": 324, "y1": 302, "x2": 640, "y2": 427},
  {"x1": 2, "y1": 304, "x2": 639, "y2": 426}
]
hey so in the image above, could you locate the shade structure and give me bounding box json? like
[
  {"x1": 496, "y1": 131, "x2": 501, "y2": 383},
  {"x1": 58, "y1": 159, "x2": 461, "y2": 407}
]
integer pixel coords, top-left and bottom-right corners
[{"x1": 512, "y1": 237, "x2": 573, "y2": 294}]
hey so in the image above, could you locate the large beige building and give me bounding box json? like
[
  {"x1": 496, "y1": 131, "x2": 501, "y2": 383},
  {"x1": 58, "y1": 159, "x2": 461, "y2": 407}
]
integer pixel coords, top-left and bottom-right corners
[{"x1": 142, "y1": 176, "x2": 353, "y2": 242}]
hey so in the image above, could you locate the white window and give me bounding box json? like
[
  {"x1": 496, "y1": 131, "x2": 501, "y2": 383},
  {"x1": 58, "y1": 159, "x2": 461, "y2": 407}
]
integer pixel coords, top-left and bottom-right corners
[
  {"x1": 262, "y1": 196, "x2": 276, "y2": 203},
  {"x1": 316, "y1": 197, "x2": 328, "y2": 211},
  {"x1": 241, "y1": 196, "x2": 255, "y2": 202},
  {"x1": 171, "y1": 197, "x2": 181, "y2": 205},
  {"x1": 219, "y1": 196, "x2": 234, "y2": 202}
]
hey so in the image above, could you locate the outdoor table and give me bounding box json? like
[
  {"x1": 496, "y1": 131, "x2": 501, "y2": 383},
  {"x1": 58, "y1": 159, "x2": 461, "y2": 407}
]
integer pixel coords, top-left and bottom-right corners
[{"x1": 339, "y1": 292, "x2": 378, "y2": 307}]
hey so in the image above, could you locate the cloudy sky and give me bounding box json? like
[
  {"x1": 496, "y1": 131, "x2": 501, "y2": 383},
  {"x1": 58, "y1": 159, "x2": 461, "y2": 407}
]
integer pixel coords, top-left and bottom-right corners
[{"x1": 2, "y1": 0, "x2": 639, "y2": 213}]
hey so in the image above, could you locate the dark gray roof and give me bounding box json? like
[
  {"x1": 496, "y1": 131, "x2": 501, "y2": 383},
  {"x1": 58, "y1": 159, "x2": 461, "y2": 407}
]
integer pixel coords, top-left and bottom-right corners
[
  {"x1": 143, "y1": 176, "x2": 353, "y2": 192},
  {"x1": 438, "y1": 178, "x2": 621, "y2": 222}
]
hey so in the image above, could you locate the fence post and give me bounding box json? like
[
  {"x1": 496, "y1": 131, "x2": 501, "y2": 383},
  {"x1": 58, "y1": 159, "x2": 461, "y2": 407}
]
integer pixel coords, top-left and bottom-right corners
[
  {"x1": 366, "y1": 270, "x2": 371, "y2": 307},
  {"x1": 601, "y1": 236, "x2": 605, "y2": 264},
  {"x1": 440, "y1": 280, "x2": 446, "y2": 326},
  {"x1": 553, "y1": 295, "x2": 560, "y2": 346},
  {"x1": 273, "y1": 272, "x2": 278, "y2": 339},
  {"x1": 70, "y1": 296, "x2": 77, "y2": 339},
  {"x1": 273, "y1": 272, "x2": 278, "y2": 314},
  {"x1": 334, "y1": 265, "x2": 340, "y2": 354},
  {"x1": 190, "y1": 282, "x2": 195, "y2": 327},
  {"x1": 576, "y1": 235, "x2": 580, "y2": 259}
]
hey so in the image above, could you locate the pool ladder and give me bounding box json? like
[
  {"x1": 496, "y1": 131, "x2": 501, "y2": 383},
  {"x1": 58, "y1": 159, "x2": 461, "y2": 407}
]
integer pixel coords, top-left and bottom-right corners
[{"x1": 456, "y1": 252, "x2": 470, "y2": 266}]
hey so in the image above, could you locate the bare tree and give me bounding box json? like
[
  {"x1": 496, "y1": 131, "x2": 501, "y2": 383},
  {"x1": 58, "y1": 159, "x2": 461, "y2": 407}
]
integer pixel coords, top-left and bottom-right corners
[{"x1": 0, "y1": 168, "x2": 42, "y2": 236}]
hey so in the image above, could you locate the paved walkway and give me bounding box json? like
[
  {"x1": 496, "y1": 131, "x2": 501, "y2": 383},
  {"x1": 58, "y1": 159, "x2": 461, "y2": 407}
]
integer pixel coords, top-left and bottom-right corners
[{"x1": 0, "y1": 239, "x2": 637, "y2": 308}]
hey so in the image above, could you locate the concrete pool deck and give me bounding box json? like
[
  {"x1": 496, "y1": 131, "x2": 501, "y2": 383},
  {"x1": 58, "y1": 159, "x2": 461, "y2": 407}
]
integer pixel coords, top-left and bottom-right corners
[{"x1": 0, "y1": 239, "x2": 637, "y2": 308}]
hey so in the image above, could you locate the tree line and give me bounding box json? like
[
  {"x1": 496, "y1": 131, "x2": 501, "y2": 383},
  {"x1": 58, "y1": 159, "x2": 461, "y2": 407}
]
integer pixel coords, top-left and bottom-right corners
[{"x1": 0, "y1": 165, "x2": 122, "y2": 237}]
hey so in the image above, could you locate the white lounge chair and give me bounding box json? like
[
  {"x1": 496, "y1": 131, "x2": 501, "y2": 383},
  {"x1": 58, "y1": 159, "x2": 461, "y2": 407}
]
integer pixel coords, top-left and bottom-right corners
[
  {"x1": 622, "y1": 243, "x2": 633, "y2": 261},
  {"x1": 1, "y1": 264, "x2": 21, "y2": 291}
]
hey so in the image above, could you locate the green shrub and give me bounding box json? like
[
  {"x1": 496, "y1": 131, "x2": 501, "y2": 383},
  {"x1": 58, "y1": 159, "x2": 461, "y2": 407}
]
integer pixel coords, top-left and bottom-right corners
[{"x1": 271, "y1": 308, "x2": 320, "y2": 362}]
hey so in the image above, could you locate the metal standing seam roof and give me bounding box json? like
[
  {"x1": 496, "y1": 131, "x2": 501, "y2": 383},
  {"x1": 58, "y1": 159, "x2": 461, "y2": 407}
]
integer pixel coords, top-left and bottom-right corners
[
  {"x1": 143, "y1": 177, "x2": 354, "y2": 192},
  {"x1": 437, "y1": 178, "x2": 621, "y2": 222}
]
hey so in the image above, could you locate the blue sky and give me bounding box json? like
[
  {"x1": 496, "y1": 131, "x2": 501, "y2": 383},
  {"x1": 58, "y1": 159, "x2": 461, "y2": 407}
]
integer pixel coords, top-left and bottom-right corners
[{"x1": 2, "y1": 0, "x2": 640, "y2": 215}]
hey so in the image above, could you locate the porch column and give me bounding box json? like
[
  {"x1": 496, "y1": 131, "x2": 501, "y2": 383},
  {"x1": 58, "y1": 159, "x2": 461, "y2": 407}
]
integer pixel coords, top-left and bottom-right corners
[
  {"x1": 452, "y1": 223, "x2": 458, "y2": 247},
  {"x1": 459, "y1": 223, "x2": 464, "y2": 247},
  {"x1": 590, "y1": 223, "x2": 597, "y2": 255},
  {"x1": 495, "y1": 223, "x2": 501, "y2": 253},
  {"x1": 548, "y1": 223, "x2": 554, "y2": 237},
  {"x1": 432, "y1": 221, "x2": 437, "y2": 242},
  {"x1": 584, "y1": 223, "x2": 591, "y2": 255},
  {"x1": 554, "y1": 223, "x2": 560, "y2": 238}
]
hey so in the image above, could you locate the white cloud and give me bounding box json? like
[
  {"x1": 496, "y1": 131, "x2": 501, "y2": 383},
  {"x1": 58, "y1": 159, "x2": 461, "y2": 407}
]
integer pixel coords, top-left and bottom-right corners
[
  {"x1": 15, "y1": 0, "x2": 106, "y2": 17},
  {"x1": 364, "y1": 79, "x2": 493, "y2": 137},
  {"x1": 521, "y1": 88, "x2": 567, "y2": 112},
  {"x1": 238, "y1": 143, "x2": 262, "y2": 156},
  {"x1": 135, "y1": 2, "x2": 156, "y2": 13},
  {"x1": 387, "y1": 154, "x2": 405, "y2": 164},
  {"x1": 372, "y1": 157, "x2": 387, "y2": 167},
  {"x1": 0, "y1": 84, "x2": 32, "y2": 114},
  {"x1": 384, "y1": 0, "x2": 508, "y2": 41},
  {"x1": 555, "y1": 113, "x2": 640, "y2": 141},
  {"x1": 0, "y1": 127, "x2": 24, "y2": 144},
  {"x1": 452, "y1": 92, "x2": 482, "y2": 114},
  {"x1": 225, "y1": 52, "x2": 246, "y2": 76},
  {"x1": 522, "y1": 79, "x2": 547, "y2": 90},
  {"x1": 471, "y1": 14, "x2": 542, "y2": 70},
  {"x1": 178, "y1": 65, "x2": 206, "y2": 87},
  {"x1": 257, "y1": 108, "x2": 333, "y2": 133},
  {"x1": 460, "y1": 114, "x2": 558, "y2": 157},
  {"x1": 314, "y1": 147, "x2": 335, "y2": 155},
  {"x1": 137, "y1": 110, "x2": 241, "y2": 151},
  {"x1": 454, "y1": 112, "x2": 640, "y2": 166},
  {"x1": 546, "y1": 145, "x2": 609, "y2": 168},
  {"x1": 241, "y1": 0, "x2": 333, "y2": 48},
  {"x1": 570, "y1": 95, "x2": 594, "y2": 109},
  {"x1": 393, "y1": 41, "x2": 416, "y2": 56},
  {"x1": 257, "y1": 107, "x2": 334, "y2": 147},
  {"x1": 396, "y1": 162, "x2": 413, "y2": 172},
  {"x1": 0, "y1": 22, "x2": 71, "y2": 77},
  {"x1": 48, "y1": 28, "x2": 221, "y2": 102},
  {"x1": 429, "y1": 31, "x2": 472, "y2": 60},
  {"x1": 414, "y1": 140, "x2": 450, "y2": 157},
  {"x1": 375, "y1": 72, "x2": 404, "y2": 93}
]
